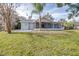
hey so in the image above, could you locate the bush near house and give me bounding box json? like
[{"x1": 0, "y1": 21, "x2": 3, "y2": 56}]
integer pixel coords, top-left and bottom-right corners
[{"x1": 63, "y1": 21, "x2": 75, "y2": 30}]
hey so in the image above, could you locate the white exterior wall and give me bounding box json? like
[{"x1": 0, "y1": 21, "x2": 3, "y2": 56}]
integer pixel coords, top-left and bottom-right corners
[
  {"x1": 20, "y1": 20, "x2": 64, "y2": 31},
  {"x1": 75, "y1": 26, "x2": 79, "y2": 29},
  {"x1": 21, "y1": 22, "x2": 28, "y2": 30},
  {"x1": 21, "y1": 20, "x2": 35, "y2": 30},
  {"x1": 77, "y1": 26, "x2": 79, "y2": 29}
]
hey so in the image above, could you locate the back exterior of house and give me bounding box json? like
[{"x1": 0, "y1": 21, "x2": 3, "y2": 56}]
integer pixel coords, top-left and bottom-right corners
[{"x1": 20, "y1": 14, "x2": 64, "y2": 31}]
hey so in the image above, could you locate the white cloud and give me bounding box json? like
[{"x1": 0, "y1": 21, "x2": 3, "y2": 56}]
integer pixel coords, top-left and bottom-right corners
[
  {"x1": 16, "y1": 9, "x2": 26, "y2": 17},
  {"x1": 51, "y1": 12, "x2": 68, "y2": 20},
  {"x1": 52, "y1": 13, "x2": 68, "y2": 16},
  {"x1": 75, "y1": 17, "x2": 79, "y2": 22},
  {"x1": 16, "y1": 4, "x2": 34, "y2": 18},
  {"x1": 15, "y1": 4, "x2": 69, "y2": 21}
]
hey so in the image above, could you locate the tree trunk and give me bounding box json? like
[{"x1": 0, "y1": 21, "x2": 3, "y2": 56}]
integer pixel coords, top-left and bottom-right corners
[
  {"x1": 5, "y1": 6, "x2": 12, "y2": 34},
  {"x1": 72, "y1": 16, "x2": 75, "y2": 29},
  {"x1": 39, "y1": 14, "x2": 41, "y2": 30},
  {"x1": 5, "y1": 17, "x2": 11, "y2": 34}
]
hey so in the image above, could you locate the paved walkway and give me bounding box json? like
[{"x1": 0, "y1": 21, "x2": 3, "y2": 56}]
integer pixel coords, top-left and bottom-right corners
[
  {"x1": 12, "y1": 30, "x2": 70, "y2": 35},
  {"x1": 12, "y1": 30, "x2": 33, "y2": 32}
]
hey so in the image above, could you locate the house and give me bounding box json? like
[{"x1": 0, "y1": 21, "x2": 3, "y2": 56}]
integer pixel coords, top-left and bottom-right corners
[
  {"x1": 74, "y1": 22, "x2": 79, "y2": 29},
  {"x1": 20, "y1": 14, "x2": 64, "y2": 31}
]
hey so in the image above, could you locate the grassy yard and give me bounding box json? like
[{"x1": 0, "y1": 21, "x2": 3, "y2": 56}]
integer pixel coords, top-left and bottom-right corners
[{"x1": 0, "y1": 30, "x2": 79, "y2": 56}]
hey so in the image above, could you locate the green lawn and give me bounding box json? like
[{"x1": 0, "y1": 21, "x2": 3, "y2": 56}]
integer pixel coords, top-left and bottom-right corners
[{"x1": 0, "y1": 30, "x2": 79, "y2": 56}]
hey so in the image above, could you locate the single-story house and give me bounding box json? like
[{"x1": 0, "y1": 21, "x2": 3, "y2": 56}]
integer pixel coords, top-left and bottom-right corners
[
  {"x1": 20, "y1": 14, "x2": 64, "y2": 31},
  {"x1": 74, "y1": 22, "x2": 79, "y2": 29}
]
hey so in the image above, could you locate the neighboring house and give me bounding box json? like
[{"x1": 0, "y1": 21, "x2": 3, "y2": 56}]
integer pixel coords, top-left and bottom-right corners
[
  {"x1": 74, "y1": 22, "x2": 79, "y2": 29},
  {"x1": 20, "y1": 14, "x2": 64, "y2": 31}
]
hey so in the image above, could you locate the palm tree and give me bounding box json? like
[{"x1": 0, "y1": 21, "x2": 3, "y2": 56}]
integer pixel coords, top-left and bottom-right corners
[
  {"x1": 32, "y1": 3, "x2": 45, "y2": 30},
  {"x1": 56, "y1": 3, "x2": 79, "y2": 21},
  {"x1": 56, "y1": 3, "x2": 79, "y2": 29}
]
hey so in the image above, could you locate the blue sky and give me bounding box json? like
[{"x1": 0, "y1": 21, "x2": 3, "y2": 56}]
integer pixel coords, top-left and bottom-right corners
[{"x1": 16, "y1": 3, "x2": 79, "y2": 22}]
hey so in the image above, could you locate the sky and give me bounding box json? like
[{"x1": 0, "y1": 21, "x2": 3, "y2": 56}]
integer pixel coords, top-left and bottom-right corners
[{"x1": 16, "y1": 3, "x2": 79, "y2": 22}]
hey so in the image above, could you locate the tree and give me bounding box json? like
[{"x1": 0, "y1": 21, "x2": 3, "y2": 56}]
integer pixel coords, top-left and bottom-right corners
[
  {"x1": 56, "y1": 3, "x2": 79, "y2": 20},
  {"x1": 56, "y1": 3, "x2": 79, "y2": 29},
  {"x1": 64, "y1": 21, "x2": 75, "y2": 30},
  {"x1": 32, "y1": 3, "x2": 45, "y2": 30},
  {"x1": 0, "y1": 3, "x2": 18, "y2": 33}
]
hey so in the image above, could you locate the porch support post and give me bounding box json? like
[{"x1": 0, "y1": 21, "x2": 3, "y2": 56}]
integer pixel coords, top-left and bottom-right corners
[{"x1": 53, "y1": 22, "x2": 54, "y2": 30}]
